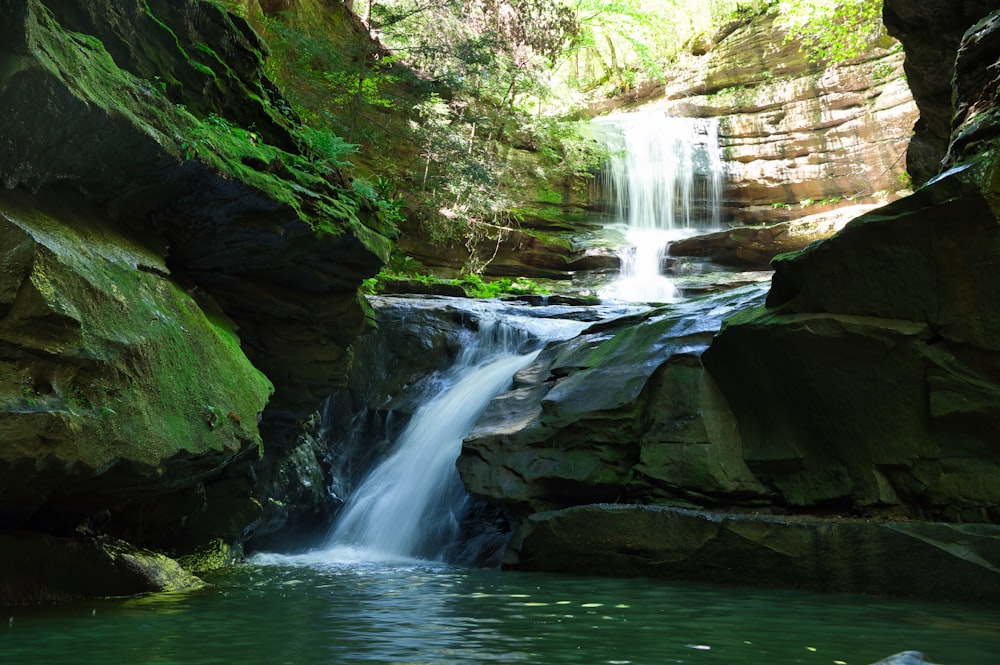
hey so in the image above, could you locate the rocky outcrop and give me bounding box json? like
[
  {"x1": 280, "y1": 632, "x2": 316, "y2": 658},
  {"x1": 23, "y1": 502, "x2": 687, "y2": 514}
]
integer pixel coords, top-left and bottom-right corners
[
  {"x1": 702, "y1": 162, "x2": 1000, "y2": 522},
  {"x1": 459, "y1": 285, "x2": 772, "y2": 520},
  {"x1": 0, "y1": 531, "x2": 203, "y2": 607},
  {"x1": 669, "y1": 204, "x2": 881, "y2": 269},
  {"x1": 459, "y1": 7, "x2": 1000, "y2": 600},
  {"x1": 882, "y1": 0, "x2": 999, "y2": 184},
  {"x1": 505, "y1": 505, "x2": 1000, "y2": 602},
  {"x1": 0, "y1": 0, "x2": 393, "y2": 601},
  {"x1": 0, "y1": 191, "x2": 272, "y2": 550}
]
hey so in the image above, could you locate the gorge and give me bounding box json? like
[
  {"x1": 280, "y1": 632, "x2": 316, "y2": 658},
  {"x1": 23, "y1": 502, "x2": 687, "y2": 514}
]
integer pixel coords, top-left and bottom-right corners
[{"x1": 2, "y1": 0, "x2": 1000, "y2": 663}]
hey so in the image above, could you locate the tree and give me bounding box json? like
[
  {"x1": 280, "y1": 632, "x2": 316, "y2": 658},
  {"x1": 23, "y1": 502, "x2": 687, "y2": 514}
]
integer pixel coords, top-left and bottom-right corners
[{"x1": 776, "y1": 0, "x2": 884, "y2": 63}]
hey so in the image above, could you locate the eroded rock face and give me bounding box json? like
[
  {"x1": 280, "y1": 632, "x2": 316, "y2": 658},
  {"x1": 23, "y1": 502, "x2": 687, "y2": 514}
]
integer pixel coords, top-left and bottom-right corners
[
  {"x1": 0, "y1": 192, "x2": 273, "y2": 548},
  {"x1": 464, "y1": 8, "x2": 1000, "y2": 599},
  {"x1": 0, "y1": 0, "x2": 392, "y2": 599},
  {"x1": 458, "y1": 285, "x2": 771, "y2": 520},
  {"x1": 669, "y1": 204, "x2": 881, "y2": 269},
  {"x1": 703, "y1": 157, "x2": 1000, "y2": 523},
  {"x1": 600, "y1": 10, "x2": 918, "y2": 226},
  {"x1": 883, "y1": 0, "x2": 999, "y2": 184}
]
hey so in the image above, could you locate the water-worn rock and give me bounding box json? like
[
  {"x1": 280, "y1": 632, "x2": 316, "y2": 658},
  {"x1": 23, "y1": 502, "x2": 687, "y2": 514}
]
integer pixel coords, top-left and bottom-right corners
[
  {"x1": 0, "y1": 0, "x2": 393, "y2": 601},
  {"x1": 0, "y1": 531, "x2": 203, "y2": 607},
  {"x1": 702, "y1": 158, "x2": 1000, "y2": 521},
  {"x1": 669, "y1": 204, "x2": 880, "y2": 269},
  {"x1": 870, "y1": 653, "x2": 940, "y2": 665},
  {"x1": 504, "y1": 504, "x2": 1000, "y2": 601},
  {"x1": 458, "y1": 285, "x2": 772, "y2": 520}
]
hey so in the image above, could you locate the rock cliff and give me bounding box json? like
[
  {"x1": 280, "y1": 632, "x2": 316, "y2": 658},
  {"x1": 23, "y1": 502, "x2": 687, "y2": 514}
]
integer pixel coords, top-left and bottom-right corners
[
  {"x1": 0, "y1": 0, "x2": 392, "y2": 603},
  {"x1": 463, "y1": 5, "x2": 1000, "y2": 600},
  {"x1": 596, "y1": 8, "x2": 918, "y2": 227}
]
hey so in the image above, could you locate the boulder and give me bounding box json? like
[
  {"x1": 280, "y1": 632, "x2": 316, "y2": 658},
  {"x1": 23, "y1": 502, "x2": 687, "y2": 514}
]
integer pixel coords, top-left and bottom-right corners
[
  {"x1": 669, "y1": 204, "x2": 881, "y2": 269},
  {"x1": 871, "y1": 653, "x2": 940, "y2": 665},
  {"x1": 0, "y1": 531, "x2": 203, "y2": 607},
  {"x1": 0, "y1": 192, "x2": 272, "y2": 549},
  {"x1": 0, "y1": 0, "x2": 394, "y2": 597},
  {"x1": 505, "y1": 504, "x2": 1000, "y2": 601},
  {"x1": 702, "y1": 158, "x2": 1000, "y2": 521},
  {"x1": 458, "y1": 284, "x2": 772, "y2": 520}
]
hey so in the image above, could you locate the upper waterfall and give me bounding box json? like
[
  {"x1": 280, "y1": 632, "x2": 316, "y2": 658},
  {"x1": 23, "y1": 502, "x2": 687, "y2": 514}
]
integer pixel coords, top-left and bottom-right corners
[{"x1": 594, "y1": 112, "x2": 724, "y2": 302}]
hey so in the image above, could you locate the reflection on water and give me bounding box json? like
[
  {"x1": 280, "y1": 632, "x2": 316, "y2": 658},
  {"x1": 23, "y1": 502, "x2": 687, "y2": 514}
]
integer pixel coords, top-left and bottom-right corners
[{"x1": 2, "y1": 559, "x2": 997, "y2": 665}]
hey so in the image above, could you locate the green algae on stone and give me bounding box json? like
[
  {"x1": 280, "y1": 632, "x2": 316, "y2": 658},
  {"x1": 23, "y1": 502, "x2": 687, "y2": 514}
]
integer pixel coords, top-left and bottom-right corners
[{"x1": 0, "y1": 191, "x2": 273, "y2": 534}]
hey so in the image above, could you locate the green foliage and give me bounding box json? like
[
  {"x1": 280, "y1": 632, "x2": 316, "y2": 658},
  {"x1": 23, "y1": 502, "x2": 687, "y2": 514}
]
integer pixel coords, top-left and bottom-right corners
[
  {"x1": 460, "y1": 274, "x2": 551, "y2": 298},
  {"x1": 298, "y1": 126, "x2": 358, "y2": 168},
  {"x1": 361, "y1": 265, "x2": 549, "y2": 298},
  {"x1": 776, "y1": 0, "x2": 884, "y2": 63}
]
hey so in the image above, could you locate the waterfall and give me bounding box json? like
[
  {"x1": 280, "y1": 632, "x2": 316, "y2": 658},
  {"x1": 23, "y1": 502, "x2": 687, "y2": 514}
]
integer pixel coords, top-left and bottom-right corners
[
  {"x1": 595, "y1": 112, "x2": 723, "y2": 302},
  {"x1": 321, "y1": 316, "x2": 542, "y2": 563}
]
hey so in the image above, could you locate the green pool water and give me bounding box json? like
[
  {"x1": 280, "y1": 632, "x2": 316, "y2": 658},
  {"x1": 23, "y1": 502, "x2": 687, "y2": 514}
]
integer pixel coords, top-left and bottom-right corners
[{"x1": 2, "y1": 554, "x2": 996, "y2": 665}]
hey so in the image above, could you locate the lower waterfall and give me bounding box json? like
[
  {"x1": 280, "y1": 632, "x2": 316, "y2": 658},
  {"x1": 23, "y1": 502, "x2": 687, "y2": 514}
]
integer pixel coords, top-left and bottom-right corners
[{"x1": 319, "y1": 311, "x2": 568, "y2": 563}]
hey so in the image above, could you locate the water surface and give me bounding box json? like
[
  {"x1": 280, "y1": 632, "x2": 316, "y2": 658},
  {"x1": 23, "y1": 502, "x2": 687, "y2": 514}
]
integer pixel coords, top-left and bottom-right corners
[{"x1": 3, "y1": 558, "x2": 996, "y2": 665}]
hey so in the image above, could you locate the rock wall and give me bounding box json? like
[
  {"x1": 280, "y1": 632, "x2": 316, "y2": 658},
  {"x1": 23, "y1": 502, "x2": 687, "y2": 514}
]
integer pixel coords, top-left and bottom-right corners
[
  {"x1": 0, "y1": 0, "x2": 392, "y2": 603},
  {"x1": 882, "y1": 0, "x2": 1000, "y2": 184},
  {"x1": 596, "y1": 10, "x2": 919, "y2": 226},
  {"x1": 462, "y1": 6, "x2": 1000, "y2": 600}
]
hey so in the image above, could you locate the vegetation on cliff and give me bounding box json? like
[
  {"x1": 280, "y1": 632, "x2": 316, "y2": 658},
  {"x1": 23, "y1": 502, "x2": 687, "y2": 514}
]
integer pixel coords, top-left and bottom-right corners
[{"x1": 219, "y1": 0, "x2": 887, "y2": 283}]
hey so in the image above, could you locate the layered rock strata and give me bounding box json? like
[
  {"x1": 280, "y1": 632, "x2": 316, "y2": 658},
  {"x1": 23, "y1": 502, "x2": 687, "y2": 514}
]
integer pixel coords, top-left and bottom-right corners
[{"x1": 596, "y1": 10, "x2": 918, "y2": 227}]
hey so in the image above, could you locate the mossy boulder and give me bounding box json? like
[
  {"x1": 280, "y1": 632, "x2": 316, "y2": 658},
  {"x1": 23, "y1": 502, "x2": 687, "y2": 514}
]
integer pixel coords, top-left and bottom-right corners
[
  {"x1": 0, "y1": 531, "x2": 203, "y2": 607},
  {"x1": 0, "y1": 0, "x2": 397, "y2": 598},
  {"x1": 0, "y1": 191, "x2": 272, "y2": 548}
]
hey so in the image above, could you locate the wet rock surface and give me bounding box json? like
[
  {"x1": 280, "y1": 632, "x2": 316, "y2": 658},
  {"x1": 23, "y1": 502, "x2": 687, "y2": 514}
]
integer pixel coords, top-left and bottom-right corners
[
  {"x1": 505, "y1": 504, "x2": 1000, "y2": 602},
  {"x1": 0, "y1": 0, "x2": 391, "y2": 602}
]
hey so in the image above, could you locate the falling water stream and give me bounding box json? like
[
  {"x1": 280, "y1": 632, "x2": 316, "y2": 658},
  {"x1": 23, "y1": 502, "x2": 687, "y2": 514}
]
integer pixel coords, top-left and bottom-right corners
[
  {"x1": 324, "y1": 321, "x2": 540, "y2": 562},
  {"x1": 595, "y1": 112, "x2": 724, "y2": 302}
]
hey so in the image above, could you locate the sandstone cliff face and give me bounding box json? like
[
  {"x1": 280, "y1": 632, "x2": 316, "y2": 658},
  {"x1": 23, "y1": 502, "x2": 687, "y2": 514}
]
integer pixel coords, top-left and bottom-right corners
[
  {"x1": 0, "y1": 0, "x2": 392, "y2": 602},
  {"x1": 465, "y1": 7, "x2": 1000, "y2": 599},
  {"x1": 597, "y1": 10, "x2": 918, "y2": 227},
  {"x1": 882, "y1": 0, "x2": 1000, "y2": 184}
]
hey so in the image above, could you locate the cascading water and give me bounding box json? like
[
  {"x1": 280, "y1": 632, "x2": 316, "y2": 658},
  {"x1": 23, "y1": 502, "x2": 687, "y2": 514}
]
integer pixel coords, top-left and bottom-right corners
[
  {"x1": 320, "y1": 307, "x2": 587, "y2": 563},
  {"x1": 595, "y1": 112, "x2": 724, "y2": 302}
]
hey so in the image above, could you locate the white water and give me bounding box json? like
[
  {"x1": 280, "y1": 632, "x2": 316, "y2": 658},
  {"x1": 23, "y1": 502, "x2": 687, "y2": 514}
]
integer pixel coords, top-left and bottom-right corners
[
  {"x1": 320, "y1": 312, "x2": 585, "y2": 564},
  {"x1": 596, "y1": 113, "x2": 723, "y2": 302}
]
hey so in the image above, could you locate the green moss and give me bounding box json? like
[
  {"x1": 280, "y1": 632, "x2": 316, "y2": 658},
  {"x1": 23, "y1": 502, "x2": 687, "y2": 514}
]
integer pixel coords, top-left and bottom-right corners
[
  {"x1": 26, "y1": 1, "x2": 396, "y2": 261},
  {"x1": 176, "y1": 537, "x2": 242, "y2": 575},
  {"x1": 1, "y1": 194, "x2": 273, "y2": 471}
]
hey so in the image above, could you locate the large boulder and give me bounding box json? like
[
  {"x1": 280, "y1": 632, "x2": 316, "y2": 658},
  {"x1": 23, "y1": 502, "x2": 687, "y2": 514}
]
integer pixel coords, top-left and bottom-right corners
[
  {"x1": 701, "y1": 11, "x2": 1000, "y2": 522},
  {"x1": 458, "y1": 285, "x2": 772, "y2": 520},
  {"x1": 0, "y1": 191, "x2": 272, "y2": 549}
]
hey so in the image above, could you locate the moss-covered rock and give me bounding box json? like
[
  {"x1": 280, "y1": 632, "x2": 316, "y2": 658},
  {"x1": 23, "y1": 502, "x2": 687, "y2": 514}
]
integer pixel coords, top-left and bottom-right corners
[
  {"x1": 0, "y1": 530, "x2": 203, "y2": 607},
  {"x1": 0, "y1": 0, "x2": 397, "y2": 599},
  {"x1": 0, "y1": 191, "x2": 272, "y2": 547}
]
